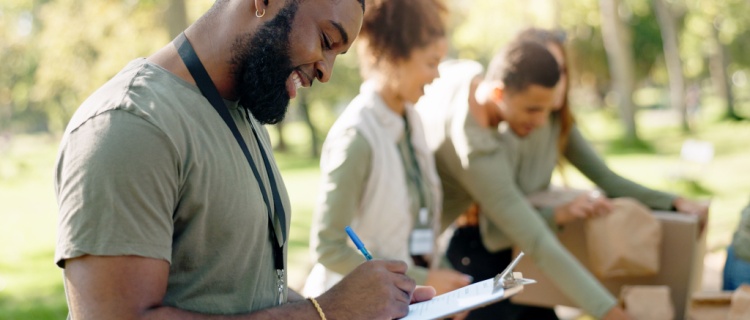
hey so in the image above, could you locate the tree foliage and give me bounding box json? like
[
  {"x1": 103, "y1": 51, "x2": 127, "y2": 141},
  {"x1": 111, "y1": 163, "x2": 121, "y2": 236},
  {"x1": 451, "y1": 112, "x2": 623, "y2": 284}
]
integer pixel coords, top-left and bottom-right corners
[
  {"x1": 2, "y1": 0, "x2": 749, "y2": 136},
  {"x1": 2, "y1": 0, "x2": 169, "y2": 132}
]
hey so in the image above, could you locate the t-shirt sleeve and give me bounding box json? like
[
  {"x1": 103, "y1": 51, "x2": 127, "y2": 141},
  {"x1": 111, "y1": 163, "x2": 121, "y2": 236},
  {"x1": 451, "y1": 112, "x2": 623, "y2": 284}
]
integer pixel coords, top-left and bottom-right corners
[
  {"x1": 310, "y1": 129, "x2": 374, "y2": 277},
  {"x1": 564, "y1": 126, "x2": 677, "y2": 210},
  {"x1": 55, "y1": 110, "x2": 179, "y2": 268}
]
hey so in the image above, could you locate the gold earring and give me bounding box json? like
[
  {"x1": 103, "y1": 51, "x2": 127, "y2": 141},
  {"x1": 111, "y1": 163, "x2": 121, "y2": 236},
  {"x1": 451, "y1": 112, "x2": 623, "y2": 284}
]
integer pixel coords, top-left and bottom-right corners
[{"x1": 255, "y1": 8, "x2": 265, "y2": 18}]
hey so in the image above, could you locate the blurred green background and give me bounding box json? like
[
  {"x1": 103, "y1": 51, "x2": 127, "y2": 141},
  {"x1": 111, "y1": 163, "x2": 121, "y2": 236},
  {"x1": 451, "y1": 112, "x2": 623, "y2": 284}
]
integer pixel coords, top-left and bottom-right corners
[{"x1": 2, "y1": 0, "x2": 750, "y2": 318}]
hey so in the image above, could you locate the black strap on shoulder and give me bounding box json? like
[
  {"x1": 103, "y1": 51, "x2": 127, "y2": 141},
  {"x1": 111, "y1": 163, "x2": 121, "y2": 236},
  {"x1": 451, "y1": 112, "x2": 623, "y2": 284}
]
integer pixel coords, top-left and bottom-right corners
[{"x1": 174, "y1": 33, "x2": 285, "y2": 271}]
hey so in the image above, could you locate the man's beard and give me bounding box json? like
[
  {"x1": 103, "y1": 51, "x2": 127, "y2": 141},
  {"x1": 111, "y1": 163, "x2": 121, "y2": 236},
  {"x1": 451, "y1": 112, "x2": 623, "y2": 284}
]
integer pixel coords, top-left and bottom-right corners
[{"x1": 230, "y1": 1, "x2": 299, "y2": 125}]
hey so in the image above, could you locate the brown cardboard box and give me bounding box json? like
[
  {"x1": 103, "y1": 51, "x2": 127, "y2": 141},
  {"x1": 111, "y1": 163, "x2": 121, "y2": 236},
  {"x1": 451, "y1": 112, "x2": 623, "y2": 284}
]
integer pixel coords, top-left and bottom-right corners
[
  {"x1": 620, "y1": 285, "x2": 675, "y2": 320},
  {"x1": 511, "y1": 212, "x2": 706, "y2": 319},
  {"x1": 687, "y1": 291, "x2": 731, "y2": 320},
  {"x1": 729, "y1": 285, "x2": 750, "y2": 320}
]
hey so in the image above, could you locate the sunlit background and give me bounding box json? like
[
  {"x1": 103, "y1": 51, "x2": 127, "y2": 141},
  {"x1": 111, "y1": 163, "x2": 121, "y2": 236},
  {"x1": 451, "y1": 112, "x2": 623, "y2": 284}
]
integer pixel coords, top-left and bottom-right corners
[{"x1": 1, "y1": 0, "x2": 749, "y2": 318}]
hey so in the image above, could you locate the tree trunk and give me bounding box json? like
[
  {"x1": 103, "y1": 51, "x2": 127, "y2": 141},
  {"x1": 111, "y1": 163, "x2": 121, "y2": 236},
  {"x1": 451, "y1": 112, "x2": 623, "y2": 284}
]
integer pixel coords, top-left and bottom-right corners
[
  {"x1": 297, "y1": 91, "x2": 319, "y2": 158},
  {"x1": 165, "y1": 0, "x2": 188, "y2": 39},
  {"x1": 551, "y1": 0, "x2": 562, "y2": 28},
  {"x1": 274, "y1": 121, "x2": 287, "y2": 152},
  {"x1": 653, "y1": 0, "x2": 689, "y2": 132},
  {"x1": 708, "y1": 18, "x2": 740, "y2": 120},
  {"x1": 599, "y1": 0, "x2": 639, "y2": 141}
]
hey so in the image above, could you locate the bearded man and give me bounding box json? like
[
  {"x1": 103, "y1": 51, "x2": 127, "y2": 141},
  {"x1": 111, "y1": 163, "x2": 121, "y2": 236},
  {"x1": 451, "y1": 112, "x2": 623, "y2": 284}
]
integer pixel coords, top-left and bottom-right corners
[{"x1": 54, "y1": 0, "x2": 434, "y2": 319}]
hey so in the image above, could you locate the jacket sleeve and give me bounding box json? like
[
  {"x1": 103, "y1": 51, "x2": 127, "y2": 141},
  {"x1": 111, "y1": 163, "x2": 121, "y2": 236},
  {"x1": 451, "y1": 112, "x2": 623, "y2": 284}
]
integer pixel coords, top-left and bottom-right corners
[
  {"x1": 310, "y1": 129, "x2": 429, "y2": 283},
  {"x1": 451, "y1": 114, "x2": 617, "y2": 318},
  {"x1": 565, "y1": 126, "x2": 677, "y2": 210}
]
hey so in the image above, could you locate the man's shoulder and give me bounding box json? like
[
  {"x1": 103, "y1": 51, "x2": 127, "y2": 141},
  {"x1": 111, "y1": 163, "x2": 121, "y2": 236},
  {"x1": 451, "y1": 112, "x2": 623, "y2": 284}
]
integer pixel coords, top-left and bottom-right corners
[{"x1": 64, "y1": 59, "x2": 202, "y2": 135}]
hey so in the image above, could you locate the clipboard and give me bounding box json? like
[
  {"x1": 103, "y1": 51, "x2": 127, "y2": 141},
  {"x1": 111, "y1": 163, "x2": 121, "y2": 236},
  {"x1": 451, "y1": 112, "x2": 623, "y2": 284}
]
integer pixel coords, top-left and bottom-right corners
[{"x1": 401, "y1": 252, "x2": 535, "y2": 320}]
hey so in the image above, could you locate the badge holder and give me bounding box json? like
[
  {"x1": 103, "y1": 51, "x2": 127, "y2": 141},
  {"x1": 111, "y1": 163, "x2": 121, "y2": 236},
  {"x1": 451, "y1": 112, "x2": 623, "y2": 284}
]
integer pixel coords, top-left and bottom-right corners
[{"x1": 409, "y1": 207, "x2": 434, "y2": 255}]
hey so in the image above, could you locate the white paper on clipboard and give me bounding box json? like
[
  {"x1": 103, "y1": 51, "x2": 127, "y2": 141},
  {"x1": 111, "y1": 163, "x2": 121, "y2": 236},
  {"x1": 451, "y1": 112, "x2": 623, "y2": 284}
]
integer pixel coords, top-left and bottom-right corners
[
  {"x1": 401, "y1": 251, "x2": 533, "y2": 320},
  {"x1": 401, "y1": 278, "x2": 524, "y2": 320}
]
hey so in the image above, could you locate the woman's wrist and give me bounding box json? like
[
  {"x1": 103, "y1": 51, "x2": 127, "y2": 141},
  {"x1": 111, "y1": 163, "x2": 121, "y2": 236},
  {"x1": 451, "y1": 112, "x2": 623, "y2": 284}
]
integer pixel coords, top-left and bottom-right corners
[{"x1": 554, "y1": 205, "x2": 569, "y2": 225}]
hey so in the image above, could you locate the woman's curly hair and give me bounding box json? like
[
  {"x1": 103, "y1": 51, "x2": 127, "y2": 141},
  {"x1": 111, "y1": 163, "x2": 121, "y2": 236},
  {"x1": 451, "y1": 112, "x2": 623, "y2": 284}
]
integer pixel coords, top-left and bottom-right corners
[{"x1": 357, "y1": 0, "x2": 447, "y2": 77}]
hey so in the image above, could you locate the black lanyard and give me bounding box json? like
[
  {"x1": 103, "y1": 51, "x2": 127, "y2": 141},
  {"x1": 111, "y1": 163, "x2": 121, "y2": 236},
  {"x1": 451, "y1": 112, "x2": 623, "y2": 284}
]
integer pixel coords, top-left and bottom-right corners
[{"x1": 174, "y1": 33, "x2": 287, "y2": 303}]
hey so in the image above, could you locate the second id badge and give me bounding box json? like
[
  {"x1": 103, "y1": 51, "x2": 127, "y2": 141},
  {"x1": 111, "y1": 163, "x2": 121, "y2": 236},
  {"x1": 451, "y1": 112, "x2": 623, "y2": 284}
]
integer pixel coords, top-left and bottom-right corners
[{"x1": 409, "y1": 207, "x2": 434, "y2": 255}]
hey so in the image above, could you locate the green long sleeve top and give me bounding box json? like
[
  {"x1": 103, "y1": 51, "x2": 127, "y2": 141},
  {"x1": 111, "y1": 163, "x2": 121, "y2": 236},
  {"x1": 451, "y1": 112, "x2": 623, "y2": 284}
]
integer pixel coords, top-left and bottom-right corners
[
  {"x1": 310, "y1": 127, "x2": 434, "y2": 285},
  {"x1": 508, "y1": 115, "x2": 677, "y2": 210},
  {"x1": 416, "y1": 60, "x2": 617, "y2": 319}
]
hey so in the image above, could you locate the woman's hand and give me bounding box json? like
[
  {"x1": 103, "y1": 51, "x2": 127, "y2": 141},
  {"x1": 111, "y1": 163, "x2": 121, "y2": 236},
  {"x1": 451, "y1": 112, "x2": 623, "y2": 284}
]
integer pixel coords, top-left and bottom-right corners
[
  {"x1": 424, "y1": 269, "x2": 472, "y2": 295},
  {"x1": 673, "y1": 197, "x2": 709, "y2": 233},
  {"x1": 602, "y1": 306, "x2": 633, "y2": 320},
  {"x1": 554, "y1": 191, "x2": 614, "y2": 225}
]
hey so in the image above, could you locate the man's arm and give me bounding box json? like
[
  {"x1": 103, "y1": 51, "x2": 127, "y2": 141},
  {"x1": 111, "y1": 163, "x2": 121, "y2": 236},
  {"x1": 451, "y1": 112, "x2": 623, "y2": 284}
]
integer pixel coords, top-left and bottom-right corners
[
  {"x1": 64, "y1": 255, "x2": 321, "y2": 320},
  {"x1": 286, "y1": 289, "x2": 305, "y2": 302},
  {"x1": 64, "y1": 255, "x2": 430, "y2": 320}
]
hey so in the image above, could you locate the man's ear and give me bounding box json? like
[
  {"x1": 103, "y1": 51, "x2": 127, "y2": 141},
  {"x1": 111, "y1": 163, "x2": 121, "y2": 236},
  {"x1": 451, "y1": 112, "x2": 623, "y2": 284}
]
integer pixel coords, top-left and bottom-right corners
[{"x1": 254, "y1": 0, "x2": 269, "y2": 17}]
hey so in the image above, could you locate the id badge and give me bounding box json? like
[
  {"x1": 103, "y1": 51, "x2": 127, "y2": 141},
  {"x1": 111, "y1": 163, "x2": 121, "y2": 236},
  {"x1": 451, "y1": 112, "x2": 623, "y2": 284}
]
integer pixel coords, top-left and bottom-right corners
[
  {"x1": 409, "y1": 228, "x2": 434, "y2": 255},
  {"x1": 410, "y1": 208, "x2": 434, "y2": 255}
]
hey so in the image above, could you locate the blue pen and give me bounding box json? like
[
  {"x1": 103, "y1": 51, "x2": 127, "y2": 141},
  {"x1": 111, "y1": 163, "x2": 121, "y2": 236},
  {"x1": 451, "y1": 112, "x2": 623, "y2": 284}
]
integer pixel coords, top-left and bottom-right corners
[{"x1": 345, "y1": 226, "x2": 373, "y2": 260}]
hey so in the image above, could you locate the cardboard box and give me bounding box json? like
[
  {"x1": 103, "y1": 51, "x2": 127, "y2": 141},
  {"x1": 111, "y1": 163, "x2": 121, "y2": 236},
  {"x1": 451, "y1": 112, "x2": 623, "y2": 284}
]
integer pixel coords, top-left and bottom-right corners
[
  {"x1": 511, "y1": 212, "x2": 706, "y2": 319},
  {"x1": 687, "y1": 291, "x2": 731, "y2": 320},
  {"x1": 620, "y1": 285, "x2": 675, "y2": 320}
]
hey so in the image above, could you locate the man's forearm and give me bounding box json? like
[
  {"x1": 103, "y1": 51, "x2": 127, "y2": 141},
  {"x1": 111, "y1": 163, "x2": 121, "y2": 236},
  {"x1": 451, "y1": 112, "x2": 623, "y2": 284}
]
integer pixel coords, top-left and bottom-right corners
[
  {"x1": 141, "y1": 299, "x2": 320, "y2": 320},
  {"x1": 287, "y1": 288, "x2": 306, "y2": 302}
]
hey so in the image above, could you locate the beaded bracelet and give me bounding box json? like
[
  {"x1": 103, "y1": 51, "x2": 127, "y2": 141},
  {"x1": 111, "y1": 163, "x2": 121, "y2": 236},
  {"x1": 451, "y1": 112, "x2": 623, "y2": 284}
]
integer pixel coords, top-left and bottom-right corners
[{"x1": 308, "y1": 297, "x2": 327, "y2": 320}]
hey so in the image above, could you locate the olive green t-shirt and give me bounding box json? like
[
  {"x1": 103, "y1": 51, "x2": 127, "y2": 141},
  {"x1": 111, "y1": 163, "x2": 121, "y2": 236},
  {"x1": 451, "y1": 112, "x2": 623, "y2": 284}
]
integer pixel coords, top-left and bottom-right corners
[{"x1": 54, "y1": 58, "x2": 291, "y2": 314}]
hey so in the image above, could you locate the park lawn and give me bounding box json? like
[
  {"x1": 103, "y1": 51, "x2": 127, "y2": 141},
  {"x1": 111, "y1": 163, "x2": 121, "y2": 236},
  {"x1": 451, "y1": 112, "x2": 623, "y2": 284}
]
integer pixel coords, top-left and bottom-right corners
[
  {"x1": 1, "y1": 108, "x2": 749, "y2": 319},
  {"x1": 0, "y1": 135, "x2": 68, "y2": 319}
]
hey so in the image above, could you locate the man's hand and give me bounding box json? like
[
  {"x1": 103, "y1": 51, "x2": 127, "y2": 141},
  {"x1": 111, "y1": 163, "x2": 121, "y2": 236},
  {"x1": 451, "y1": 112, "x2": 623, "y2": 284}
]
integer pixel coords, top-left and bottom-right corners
[
  {"x1": 411, "y1": 285, "x2": 436, "y2": 303},
  {"x1": 673, "y1": 197, "x2": 710, "y2": 234},
  {"x1": 554, "y1": 192, "x2": 613, "y2": 225},
  {"x1": 316, "y1": 260, "x2": 418, "y2": 319}
]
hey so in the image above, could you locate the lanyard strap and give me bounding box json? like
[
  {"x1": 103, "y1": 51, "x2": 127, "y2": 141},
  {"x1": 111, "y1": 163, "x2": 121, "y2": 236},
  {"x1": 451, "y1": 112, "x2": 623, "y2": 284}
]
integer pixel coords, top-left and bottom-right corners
[
  {"x1": 399, "y1": 114, "x2": 427, "y2": 209},
  {"x1": 174, "y1": 33, "x2": 285, "y2": 271}
]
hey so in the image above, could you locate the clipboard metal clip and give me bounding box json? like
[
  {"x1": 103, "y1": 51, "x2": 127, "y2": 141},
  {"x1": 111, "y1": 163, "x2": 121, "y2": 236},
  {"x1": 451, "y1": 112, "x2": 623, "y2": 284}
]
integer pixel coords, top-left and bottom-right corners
[{"x1": 493, "y1": 251, "x2": 536, "y2": 293}]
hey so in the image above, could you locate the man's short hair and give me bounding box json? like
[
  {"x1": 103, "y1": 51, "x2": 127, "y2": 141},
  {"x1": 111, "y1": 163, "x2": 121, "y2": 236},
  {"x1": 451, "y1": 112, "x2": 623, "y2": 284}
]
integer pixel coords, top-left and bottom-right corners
[
  {"x1": 212, "y1": 0, "x2": 365, "y2": 13},
  {"x1": 485, "y1": 40, "x2": 560, "y2": 93}
]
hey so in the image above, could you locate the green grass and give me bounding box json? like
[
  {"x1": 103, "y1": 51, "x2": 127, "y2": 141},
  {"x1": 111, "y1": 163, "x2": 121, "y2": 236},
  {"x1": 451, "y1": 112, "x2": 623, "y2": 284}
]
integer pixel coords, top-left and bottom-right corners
[
  {"x1": 0, "y1": 135, "x2": 68, "y2": 319},
  {"x1": 1, "y1": 105, "x2": 749, "y2": 318}
]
